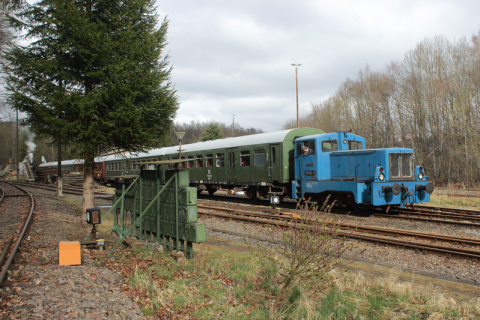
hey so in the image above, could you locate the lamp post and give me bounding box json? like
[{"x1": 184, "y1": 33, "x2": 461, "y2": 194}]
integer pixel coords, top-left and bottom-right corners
[
  {"x1": 175, "y1": 131, "x2": 185, "y2": 159},
  {"x1": 232, "y1": 115, "x2": 235, "y2": 137},
  {"x1": 291, "y1": 63, "x2": 301, "y2": 128}
]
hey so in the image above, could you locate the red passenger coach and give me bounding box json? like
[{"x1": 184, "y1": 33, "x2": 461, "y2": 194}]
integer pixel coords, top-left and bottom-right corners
[
  {"x1": 94, "y1": 156, "x2": 108, "y2": 182},
  {"x1": 72, "y1": 157, "x2": 108, "y2": 182}
]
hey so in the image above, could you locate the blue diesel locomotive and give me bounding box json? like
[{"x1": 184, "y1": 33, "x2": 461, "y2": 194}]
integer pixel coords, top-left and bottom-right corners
[{"x1": 291, "y1": 131, "x2": 434, "y2": 209}]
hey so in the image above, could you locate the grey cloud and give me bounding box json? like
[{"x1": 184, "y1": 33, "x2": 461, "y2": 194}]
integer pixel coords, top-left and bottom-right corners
[{"x1": 158, "y1": 0, "x2": 480, "y2": 132}]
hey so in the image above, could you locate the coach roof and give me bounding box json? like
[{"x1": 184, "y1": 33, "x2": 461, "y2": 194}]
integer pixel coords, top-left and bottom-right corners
[{"x1": 105, "y1": 128, "x2": 323, "y2": 161}]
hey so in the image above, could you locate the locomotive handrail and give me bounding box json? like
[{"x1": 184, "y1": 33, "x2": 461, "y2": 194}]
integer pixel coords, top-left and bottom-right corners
[
  {"x1": 330, "y1": 150, "x2": 377, "y2": 155},
  {"x1": 84, "y1": 175, "x2": 140, "y2": 241}
]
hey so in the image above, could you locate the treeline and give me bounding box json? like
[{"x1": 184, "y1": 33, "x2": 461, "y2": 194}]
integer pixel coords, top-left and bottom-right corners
[
  {"x1": 0, "y1": 120, "x2": 29, "y2": 166},
  {"x1": 1, "y1": 119, "x2": 263, "y2": 166},
  {"x1": 167, "y1": 120, "x2": 263, "y2": 146},
  {"x1": 297, "y1": 32, "x2": 480, "y2": 185}
]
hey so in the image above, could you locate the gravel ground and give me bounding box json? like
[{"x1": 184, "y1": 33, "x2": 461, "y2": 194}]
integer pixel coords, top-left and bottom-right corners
[
  {"x1": 199, "y1": 198, "x2": 480, "y2": 286},
  {"x1": 0, "y1": 187, "x2": 144, "y2": 320}
]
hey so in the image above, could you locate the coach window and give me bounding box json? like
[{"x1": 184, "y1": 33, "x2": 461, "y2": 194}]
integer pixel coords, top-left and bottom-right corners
[
  {"x1": 187, "y1": 156, "x2": 194, "y2": 168},
  {"x1": 166, "y1": 156, "x2": 173, "y2": 170},
  {"x1": 308, "y1": 141, "x2": 316, "y2": 155},
  {"x1": 228, "y1": 152, "x2": 236, "y2": 167},
  {"x1": 216, "y1": 153, "x2": 224, "y2": 167},
  {"x1": 178, "y1": 159, "x2": 184, "y2": 169},
  {"x1": 240, "y1": 150, "x2": 250, "y2": 166},
  {"x1": 322, "y1": 140, "x2": 338, "y2": 152},
  {"x1": 196, "y1": 155, "x2": 203, "y2": 167},
  {"x1": 254, "y1": 149, "x2": 266, "y2": 166},
  {"x1": 205, "y1": 154, "x2": 213, "y2": 167},
  {"x1": 348, "y1": 140, "x2": 363, "y2": 150}
]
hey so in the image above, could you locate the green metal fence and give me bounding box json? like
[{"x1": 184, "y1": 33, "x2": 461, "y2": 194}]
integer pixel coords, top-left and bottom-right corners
[{"x1": 107, "y1": 166, "x2": 206, "y2": 258}]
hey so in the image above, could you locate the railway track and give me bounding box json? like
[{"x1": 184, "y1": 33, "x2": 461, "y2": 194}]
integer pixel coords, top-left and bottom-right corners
[
  {"x1": 198, "y1": 204, "x2": 480, "y2": 260},
  {"x1": 374, "y1": 208, "x2": 480, "y2": 226},
  {"x1": 0, "y1": 181, "x2": 35, "y2": 286},
  {"x1": 200, "y1": 192, "x2": 480, "y2": 228},
  {"x1": 9, "y1": 181, "x2": 113, "y2": 199}
]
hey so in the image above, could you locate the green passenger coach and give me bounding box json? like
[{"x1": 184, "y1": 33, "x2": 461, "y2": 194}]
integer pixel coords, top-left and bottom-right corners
[{"x1": 104, "y1": 128, "x2": 323, "y2": 199}]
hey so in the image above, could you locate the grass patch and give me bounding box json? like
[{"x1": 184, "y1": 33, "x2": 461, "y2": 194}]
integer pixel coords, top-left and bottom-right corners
[
  {"x1": 427, "y1": 194, "x2": 480, "y2": 210},
  {"x1": 98, "y1": 245, "x2": 480, "y2": 319}
]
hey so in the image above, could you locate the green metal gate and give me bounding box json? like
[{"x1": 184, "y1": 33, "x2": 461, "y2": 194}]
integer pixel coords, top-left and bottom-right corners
[{"x1": 89, "y1": 161, "x2": 206, "y2": 259}]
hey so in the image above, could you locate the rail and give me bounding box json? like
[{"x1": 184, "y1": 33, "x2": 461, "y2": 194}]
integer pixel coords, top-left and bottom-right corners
[
  {"x1": 0, "y1": 181, "x2": 35, "y2": 286},
  {"x1": 197, "y1": 205, "x2": 480, "y2": 260}
]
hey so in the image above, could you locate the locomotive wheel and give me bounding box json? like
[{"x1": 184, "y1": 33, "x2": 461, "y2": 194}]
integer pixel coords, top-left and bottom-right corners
[{"x1": 207, "y1": 188, "x2": 216, "y2": 196}]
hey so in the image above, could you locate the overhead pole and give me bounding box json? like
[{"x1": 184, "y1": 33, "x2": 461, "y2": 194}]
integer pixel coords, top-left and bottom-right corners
[
  {"x1": 57, "y1": 134, "x2": 63, "y2": 196},
  {"x1": 291, "y1": 64, "x2": 302, "y2": 128},
  {"x1": 232, "y1": 115, "x2": 235, "y2": 137},
  {"x1": 16, "y1": 109, "x2": 18, "y2": 180}
]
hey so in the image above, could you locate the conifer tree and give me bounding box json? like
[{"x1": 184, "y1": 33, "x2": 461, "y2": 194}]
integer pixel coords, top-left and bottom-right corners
[
  {"x1": 200, "y1": 123, "x2": 223, "y2": 142},
  {"x1": 3, "y1": 0, "x2": 178, "y2": 219}
]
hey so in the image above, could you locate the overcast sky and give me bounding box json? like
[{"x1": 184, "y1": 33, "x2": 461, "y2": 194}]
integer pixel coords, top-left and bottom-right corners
[{"x1": 156, "y1": 0, "x2": 480, "y2": 132}]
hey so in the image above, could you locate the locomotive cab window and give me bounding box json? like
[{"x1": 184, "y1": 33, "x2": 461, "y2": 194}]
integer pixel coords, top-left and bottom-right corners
[
  {"x1": 348, "y1": 140, "x2": 363, "y2": 150},
  {"x1": 205, "y1": 154, "x2": 213, "y2": 167},
  {"x1": 196, "y1": 155, "x2": 203, "y2": 168},
  {"x1": 322, "y1": 140, "x2": 338, "y2": 152},
  {"x1": 254, "y1": 149, "x2": 266, "y2": 166},
  {"x1": 308, "y1": 141, "x2": 315, "y2": 155},
  {"x1": 389, "y1": 153, "x2": 413, "y2": 179},
  {"x1": 216, "y1": 153, "x2": 224, "y2": 167},
  {"x1": 296, "y1": 143, "x2": 302, "y2": 156},
  {"x1": 240, "y1": 150, "x2": 250, "y2": 166}
]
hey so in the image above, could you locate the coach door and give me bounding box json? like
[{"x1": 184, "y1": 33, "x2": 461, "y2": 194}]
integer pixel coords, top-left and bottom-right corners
[
  {"x1": 226, "y1": 148, "x2": 237, "y2": 182},
  {"x1": 269, "y1": 144, "x2": 281, "y2": 182}
]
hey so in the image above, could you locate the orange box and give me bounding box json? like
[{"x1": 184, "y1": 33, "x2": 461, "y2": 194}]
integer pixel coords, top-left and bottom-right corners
[{"x1": 59, "y1": 241, "x2": 81, "y2": 266}]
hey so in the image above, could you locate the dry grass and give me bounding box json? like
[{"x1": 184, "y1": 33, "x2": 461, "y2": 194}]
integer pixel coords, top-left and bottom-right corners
[
  {"x1": 427, "y1": 194, "x2": 480, "y2": 211},
  {"x1": 437, "y1": 182, "x2": 480, "y2": 191},
  {"x1": 331, "y1": 269, "x2": 480, "y2": 319},
  {"x1": 102, "y1": 245, "x2": 480, "y2": 319}
]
